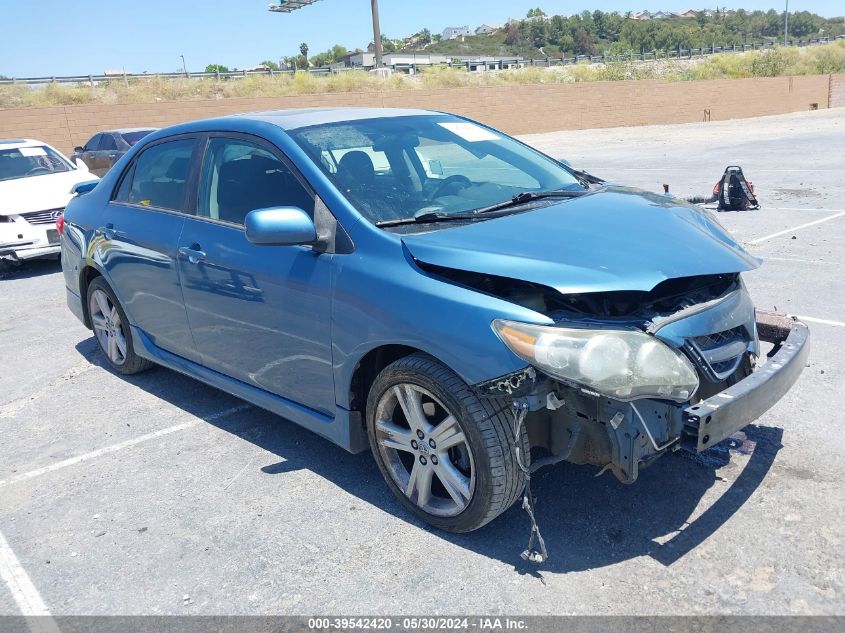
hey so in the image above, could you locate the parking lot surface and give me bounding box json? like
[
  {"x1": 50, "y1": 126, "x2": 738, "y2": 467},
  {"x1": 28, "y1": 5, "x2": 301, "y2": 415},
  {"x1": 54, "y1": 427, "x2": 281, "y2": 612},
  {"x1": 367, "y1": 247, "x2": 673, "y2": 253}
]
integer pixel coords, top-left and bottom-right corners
[{"x1": 1, "y1": 108, "x2": 843, "y2": 616}]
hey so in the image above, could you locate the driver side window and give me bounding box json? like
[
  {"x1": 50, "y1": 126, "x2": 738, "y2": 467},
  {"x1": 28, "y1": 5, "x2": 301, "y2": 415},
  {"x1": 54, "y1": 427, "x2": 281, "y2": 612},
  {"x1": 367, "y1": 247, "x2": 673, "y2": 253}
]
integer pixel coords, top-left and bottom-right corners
[
  {"x1": 198, "y1": 138, "x2": 314, "y2": 226},
  {"x1": 85, "y1": 135, "x2": 102, "y2": 152}
]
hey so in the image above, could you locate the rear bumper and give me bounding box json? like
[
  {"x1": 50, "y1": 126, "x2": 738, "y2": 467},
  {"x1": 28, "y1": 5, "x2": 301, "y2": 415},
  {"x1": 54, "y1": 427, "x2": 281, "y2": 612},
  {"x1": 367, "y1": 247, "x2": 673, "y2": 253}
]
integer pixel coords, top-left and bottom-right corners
[
  {"x1": 0, "y1": 242, "x2": 61, "y2": 260},
  {"x1": 684, "y1": 311, "x2": 809, "y2": 452},
  {"x1": 66, "y1": 286, "x2": 87, "y2": 327}
]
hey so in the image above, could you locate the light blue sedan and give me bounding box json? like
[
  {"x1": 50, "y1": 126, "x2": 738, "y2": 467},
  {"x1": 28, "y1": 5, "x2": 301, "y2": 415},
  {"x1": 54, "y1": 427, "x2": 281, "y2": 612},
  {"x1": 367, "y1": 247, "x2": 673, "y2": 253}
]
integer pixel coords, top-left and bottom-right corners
[{"x1": 61, "y1": 108, "x2": 808, "y2": 540}]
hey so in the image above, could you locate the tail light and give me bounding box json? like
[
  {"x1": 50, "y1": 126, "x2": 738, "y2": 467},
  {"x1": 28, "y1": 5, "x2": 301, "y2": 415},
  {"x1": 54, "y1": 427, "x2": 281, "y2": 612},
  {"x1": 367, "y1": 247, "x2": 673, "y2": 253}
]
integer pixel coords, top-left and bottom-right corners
[{"x1": 56, "y1": 213, "x2": 65, "y2": 236}]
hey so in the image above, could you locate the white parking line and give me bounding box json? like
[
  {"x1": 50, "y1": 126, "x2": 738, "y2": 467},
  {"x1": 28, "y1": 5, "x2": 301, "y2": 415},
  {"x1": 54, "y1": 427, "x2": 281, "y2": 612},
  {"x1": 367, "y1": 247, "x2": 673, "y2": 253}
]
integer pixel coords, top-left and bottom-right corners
[
  {"x1": 794, "y1": 315, "x2": 845, "y2": 328},
  {"x1": 585, "y1": 168, "x2": 843, "y2": 173},
  {"x1": 765, "y1": 207, "x2": 845, "y2": 212},
  {"x1": 0, "y1": 530, "x2": 59, "y2": 630},
  {"x1": 746, "y1": 211, "x2": 845, "y2": 245},
  {"x1": 761, "y1": 256, "x2": 837, "y2": 265},
  {"x1": 0, "y1": 404, "x2": 251, "y2": 489}
]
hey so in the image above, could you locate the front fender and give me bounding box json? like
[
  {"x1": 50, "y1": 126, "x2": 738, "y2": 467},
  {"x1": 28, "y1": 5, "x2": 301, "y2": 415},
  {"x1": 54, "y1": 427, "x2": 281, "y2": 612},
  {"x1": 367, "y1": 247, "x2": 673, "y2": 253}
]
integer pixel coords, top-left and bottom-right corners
[{"x1": 331, "y1": 239, "x2": 548, "y2": 409}]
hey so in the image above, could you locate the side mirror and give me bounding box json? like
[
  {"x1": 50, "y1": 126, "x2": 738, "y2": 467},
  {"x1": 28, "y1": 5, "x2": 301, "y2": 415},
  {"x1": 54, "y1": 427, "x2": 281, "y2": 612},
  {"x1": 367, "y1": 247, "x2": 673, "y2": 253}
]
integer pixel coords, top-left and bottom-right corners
[
  {"x1": 245, "y1": 207, "x2": 317, "y2": 246},
  {"x1": 74, "y1": 146, "x2": 84, "y2": 154},
  {"x1": 557, "y1": 157, "x2": 572, "y2": 167},
  {"x1": 74, "y1": 158, "x2": 90, "y2": 173},
  {"x1": 70, "y1": 179, "x2": 99, "y2": 195}
]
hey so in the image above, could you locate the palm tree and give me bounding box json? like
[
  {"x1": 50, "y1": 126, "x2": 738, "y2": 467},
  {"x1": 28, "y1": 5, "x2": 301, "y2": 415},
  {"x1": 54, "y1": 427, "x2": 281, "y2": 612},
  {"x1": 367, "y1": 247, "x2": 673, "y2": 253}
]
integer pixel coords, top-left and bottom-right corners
[{"x1": 299, "y1": 42, "x2": 309, "y2": 67}]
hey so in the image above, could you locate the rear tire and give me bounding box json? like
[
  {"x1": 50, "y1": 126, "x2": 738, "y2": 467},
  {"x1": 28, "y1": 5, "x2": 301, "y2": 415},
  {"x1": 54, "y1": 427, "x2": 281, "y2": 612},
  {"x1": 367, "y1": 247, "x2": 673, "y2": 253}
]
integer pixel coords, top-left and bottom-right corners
[
  {"x1": 87, "y1": 277, "x2": 153, "y2": 375},
  {"x1": 366, "y1": 353, "x2": 528, "y2": 533}
]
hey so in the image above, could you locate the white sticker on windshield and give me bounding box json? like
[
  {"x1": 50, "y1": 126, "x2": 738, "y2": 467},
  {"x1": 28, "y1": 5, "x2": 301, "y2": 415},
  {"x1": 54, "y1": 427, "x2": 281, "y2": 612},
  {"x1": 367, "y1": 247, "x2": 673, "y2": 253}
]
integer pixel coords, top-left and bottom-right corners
[
  {"x1": 437, "y1": 122, "x2": 500, "y2": 142},
  {"x1": 19, "y1": 147, "x2": 47, "y2": 157}
]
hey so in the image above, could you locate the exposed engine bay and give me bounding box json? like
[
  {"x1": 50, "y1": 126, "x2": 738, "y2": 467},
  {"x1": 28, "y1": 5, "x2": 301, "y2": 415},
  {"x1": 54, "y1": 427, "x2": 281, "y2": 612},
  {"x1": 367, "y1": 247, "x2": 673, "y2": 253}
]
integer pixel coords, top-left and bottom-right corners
[{"x1": 419, "y1": 261, "x2": 754, "y2": 480}]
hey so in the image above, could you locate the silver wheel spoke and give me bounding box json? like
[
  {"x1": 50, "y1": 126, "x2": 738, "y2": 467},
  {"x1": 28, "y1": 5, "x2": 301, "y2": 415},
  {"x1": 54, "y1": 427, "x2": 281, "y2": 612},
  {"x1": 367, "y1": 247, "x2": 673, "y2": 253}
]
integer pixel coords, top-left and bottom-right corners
[
  {"x1": 430, "y1": 415, "x2": 466, "y2": 451},
  {"x1": 393, "y1": 385, "x2": 430, "y2": 434},
  {"x1": 94, "y1": 290, "x2": 110, "y2": 317},
  {"x1": 114, "y1": 329, "x2": 127, "y2": 358},
  {"x1": 435, "y1": 461, "x2": 472, "y2": 508},
  {"x1": 107, "y1": 334, "x2": 119, "y2": 361},
  {"x1": 376, "y1": 419, "x2": 415, "y2": 453},
  {"x1": 405, "y1": 461, "x2": 434, "y2": 507},
  {"x1": 91, "y1": 314, "x2": 108, "y2": 332}
]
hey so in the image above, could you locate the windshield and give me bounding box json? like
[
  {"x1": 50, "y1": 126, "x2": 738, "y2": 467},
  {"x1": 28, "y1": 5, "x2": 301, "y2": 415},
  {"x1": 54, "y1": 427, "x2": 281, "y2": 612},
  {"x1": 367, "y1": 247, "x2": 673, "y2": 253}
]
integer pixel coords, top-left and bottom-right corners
[
  {"x1": 0, "y1": 145, "x2": 73, "y2": 182},
  {"x1": 121, "y1": 130, "x2": 156, "y2": 146},
  {"x1": 288, "y1": 115, "x2": 583, "y2": 226}
]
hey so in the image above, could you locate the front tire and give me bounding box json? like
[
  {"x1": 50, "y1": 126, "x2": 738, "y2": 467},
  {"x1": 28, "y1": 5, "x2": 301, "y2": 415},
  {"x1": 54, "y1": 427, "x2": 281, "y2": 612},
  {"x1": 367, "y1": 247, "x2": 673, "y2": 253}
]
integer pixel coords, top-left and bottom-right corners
[
  {"x1": 87, "y1": 277, "x2": 153, "y2": 375},
  {"x1": 366, "y1": 353, "x2": 528, "y2": 533}
]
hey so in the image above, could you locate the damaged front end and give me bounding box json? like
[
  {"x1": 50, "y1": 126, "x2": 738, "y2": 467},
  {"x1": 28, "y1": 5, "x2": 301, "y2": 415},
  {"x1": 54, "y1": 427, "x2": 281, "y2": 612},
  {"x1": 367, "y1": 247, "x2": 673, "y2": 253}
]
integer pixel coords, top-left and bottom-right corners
[{"x1": 468, "y1": 271, "x2": 809, "y2": 486}]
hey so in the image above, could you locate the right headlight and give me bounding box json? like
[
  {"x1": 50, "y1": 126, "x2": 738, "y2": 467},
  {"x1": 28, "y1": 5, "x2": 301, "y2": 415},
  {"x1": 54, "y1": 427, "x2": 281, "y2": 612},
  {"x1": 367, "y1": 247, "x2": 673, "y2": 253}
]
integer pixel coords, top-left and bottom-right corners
[{"x1": 492, "y1": 319, "x2": 699, "y2": 402}]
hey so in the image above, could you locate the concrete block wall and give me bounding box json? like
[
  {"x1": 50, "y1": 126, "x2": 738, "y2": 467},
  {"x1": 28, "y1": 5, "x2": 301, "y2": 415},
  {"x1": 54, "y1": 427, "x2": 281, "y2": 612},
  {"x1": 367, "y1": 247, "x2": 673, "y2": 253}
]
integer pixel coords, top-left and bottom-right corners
[
  {"x1": 830, "y1": 73, "x2": 845, "y2": 108},
  {"x1": 0, "y1": 74, "x2": 836, "y2": 155}
]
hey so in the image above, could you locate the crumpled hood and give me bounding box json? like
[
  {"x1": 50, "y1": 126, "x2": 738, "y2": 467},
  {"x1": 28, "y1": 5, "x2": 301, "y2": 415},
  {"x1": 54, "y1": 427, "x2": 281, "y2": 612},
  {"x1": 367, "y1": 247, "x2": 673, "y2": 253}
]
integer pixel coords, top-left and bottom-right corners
[
  {"x1": 402, "y1": 186, "x2": 760, "y2": 294},
  {"x1": 0, "y1": 170, "x2": 96, "y2": 215}
]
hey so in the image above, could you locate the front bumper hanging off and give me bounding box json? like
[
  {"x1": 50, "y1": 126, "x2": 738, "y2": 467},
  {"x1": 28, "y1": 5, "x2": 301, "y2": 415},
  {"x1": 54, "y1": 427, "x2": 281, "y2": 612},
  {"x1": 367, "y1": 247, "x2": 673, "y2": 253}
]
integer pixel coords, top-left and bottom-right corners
[{"x1": 684, "y1": 310, "x2": 810, "y2": 452}]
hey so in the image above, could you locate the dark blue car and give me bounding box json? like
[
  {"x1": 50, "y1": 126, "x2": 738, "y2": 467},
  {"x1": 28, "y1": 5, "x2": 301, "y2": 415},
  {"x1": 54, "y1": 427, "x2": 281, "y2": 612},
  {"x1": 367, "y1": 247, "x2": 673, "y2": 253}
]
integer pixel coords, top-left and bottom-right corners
[{"x1": 61, "y1": 108, "x2": 808, "y2": 535}]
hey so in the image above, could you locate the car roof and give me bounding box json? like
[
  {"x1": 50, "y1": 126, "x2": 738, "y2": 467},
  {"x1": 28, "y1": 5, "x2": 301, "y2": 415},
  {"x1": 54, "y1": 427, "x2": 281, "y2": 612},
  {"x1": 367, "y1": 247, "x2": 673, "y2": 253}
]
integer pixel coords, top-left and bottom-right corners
[
  {"x1": 238, "y1": 107, "x2": 445, "y2": 130},
  {"x1": 0, "y1": 138, "x2": 51, "y2": 150},
  {"x1": 161, "y1": 107, "x2": 447, "y2": 137},
  {"x1": 102, "y1": 128, "x2": 159, "y2": 134}
]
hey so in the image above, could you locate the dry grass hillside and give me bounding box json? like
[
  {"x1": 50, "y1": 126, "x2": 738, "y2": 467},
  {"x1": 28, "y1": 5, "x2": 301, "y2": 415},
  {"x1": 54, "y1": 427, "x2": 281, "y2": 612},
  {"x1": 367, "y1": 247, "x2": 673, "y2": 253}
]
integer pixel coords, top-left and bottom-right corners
[{"x1": 1, "y1": 40, "x2": 843, "y2": 109}]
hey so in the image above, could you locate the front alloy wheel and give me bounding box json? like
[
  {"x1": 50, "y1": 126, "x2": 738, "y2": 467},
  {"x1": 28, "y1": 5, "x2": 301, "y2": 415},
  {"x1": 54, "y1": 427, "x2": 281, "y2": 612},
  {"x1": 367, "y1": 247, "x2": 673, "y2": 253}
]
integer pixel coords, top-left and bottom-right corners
[
  {"x1": 367, "y1": 353, "x2": 528, "y2": 533},
  {"x1": 375, "y1": 384, "x2": 475, "y2": 517}
]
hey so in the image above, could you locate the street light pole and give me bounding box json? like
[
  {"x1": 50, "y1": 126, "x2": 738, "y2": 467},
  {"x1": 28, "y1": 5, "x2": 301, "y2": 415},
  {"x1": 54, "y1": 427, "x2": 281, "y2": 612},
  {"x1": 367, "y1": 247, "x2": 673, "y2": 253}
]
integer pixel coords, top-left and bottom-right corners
[
  {"x1": 180, "y1": 54, "x2": 188, "y2": 77},
  {"x1": 371, "y1": 0, "x2": 383, "y2": 68},
  {"x1": 784, "y1": 0, "x2": 789, "y2": 46},
  {"x1": 269, "y1": 1, "x2": 384, "y2": 69}
]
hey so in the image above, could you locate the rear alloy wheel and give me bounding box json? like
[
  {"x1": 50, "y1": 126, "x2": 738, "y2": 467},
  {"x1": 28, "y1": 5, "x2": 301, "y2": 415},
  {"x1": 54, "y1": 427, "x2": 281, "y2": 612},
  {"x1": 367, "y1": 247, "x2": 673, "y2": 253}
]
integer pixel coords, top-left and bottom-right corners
[
  {"x1": 367, "y1": 353, "x2": 528, "y2": 533},
  {"x1": 87, "y1": 277, "x2": 153, "y2": 375}
]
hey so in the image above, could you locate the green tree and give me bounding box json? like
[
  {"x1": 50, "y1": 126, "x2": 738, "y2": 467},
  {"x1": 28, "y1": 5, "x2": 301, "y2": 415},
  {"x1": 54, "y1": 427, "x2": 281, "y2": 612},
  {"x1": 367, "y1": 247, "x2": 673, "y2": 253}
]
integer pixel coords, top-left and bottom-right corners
[
  {"x1": 310, "y1": 44, "x2": 349, "y2": 67},
  {"x1": 299, "y1": 42, "x2": 309, "y2": 62},
  {"x1": 205, "y1": 64, "x2": 229, "y2": 73},
  {"x1": 573, "y1": 28, "x2": 597, "y2": 56},
  {"x1": 259, "y1": 60, "x2": 280, "y2": 71}
]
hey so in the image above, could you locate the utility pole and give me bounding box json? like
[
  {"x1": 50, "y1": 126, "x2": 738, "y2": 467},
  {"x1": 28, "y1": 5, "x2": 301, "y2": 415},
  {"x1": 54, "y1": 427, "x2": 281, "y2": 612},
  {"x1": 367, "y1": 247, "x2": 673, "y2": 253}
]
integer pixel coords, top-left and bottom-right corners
[
  {"x1": 180, "y1": 54, "x2": 188, "y2": 77},
  {"x1": 371, "y1": 0, "x2": 383, "y2": 68},
  {"x1": 784, "y1": 0, "x2": 789, "y2": 46}
]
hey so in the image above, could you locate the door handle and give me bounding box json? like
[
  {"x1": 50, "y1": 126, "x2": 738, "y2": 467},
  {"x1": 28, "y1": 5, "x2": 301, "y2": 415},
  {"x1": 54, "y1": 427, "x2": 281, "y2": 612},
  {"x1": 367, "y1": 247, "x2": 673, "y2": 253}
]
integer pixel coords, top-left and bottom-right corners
[{"x1": 179, "y1": 245, "x2": 206, "y2": 264}]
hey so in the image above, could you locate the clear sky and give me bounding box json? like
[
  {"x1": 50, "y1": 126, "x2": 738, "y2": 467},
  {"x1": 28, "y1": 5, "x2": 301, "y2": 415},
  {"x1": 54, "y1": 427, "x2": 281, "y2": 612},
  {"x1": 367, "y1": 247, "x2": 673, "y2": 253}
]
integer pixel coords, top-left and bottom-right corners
[{"x1": 0, "y1": 1, "x2": 840, "y2": 77}]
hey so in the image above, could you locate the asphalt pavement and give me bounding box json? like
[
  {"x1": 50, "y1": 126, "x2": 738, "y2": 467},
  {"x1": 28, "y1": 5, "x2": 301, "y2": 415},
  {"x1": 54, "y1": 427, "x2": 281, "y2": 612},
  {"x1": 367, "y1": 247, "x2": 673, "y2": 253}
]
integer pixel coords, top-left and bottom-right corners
[{"x1": 0, "y1": 108, "x2": 843, "y2": 616}]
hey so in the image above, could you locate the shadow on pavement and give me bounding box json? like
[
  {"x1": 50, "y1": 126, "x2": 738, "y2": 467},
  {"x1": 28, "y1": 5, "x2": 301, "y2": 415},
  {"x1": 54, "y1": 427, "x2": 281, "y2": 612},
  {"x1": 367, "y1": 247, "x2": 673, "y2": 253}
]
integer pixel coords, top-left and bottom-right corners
[
  {"x1": 76, "y1": 337, "x2": 783, "y2": 574},
  {"x1": 0, "y1": 257, "x2": 61, "y2": 280}
]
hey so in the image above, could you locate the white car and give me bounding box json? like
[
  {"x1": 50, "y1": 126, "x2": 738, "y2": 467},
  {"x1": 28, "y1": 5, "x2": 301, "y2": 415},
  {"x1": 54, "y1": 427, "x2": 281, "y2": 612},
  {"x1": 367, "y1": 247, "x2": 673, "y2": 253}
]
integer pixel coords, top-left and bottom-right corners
[{"x1": 0, "y1": 138, "x2": 98, "y2": 263}]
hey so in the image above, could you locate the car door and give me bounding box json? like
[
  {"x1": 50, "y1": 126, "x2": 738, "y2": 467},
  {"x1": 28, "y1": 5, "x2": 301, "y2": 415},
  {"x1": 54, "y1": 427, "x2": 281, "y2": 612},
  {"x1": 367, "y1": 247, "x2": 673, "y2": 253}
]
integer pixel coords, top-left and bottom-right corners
[
  {"x1": 100, "y1": 135, "x2": 201, "y2": 363},
  {"x1": 177, "y1": 133, "x2": 335, "y2": 415},
  {"x1": 98, "y1": 133, "x2": 119, "y2": 174},
  {"x1": 80, "y1": 134, "x2": 102, "y2": 173}
]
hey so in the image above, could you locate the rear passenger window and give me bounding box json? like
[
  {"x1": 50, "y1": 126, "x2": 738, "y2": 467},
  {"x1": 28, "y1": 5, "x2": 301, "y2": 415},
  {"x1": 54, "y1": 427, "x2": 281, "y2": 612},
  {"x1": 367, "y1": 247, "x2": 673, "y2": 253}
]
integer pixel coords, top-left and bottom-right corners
[
  {"x1": 198, "y1": 138, "x2": 313, "y2": 226},
  {"x1": 100, "y1": 134, "x2": 118, "y2": 151},
  {"x1": 127, "y1": 139, "x2": 194, "y2": 211}
]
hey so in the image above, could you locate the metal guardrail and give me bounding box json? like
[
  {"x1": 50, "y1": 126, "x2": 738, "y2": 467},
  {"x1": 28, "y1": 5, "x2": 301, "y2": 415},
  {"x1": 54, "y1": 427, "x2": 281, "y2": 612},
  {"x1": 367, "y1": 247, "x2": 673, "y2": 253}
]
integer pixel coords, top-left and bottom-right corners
[{"x1": 0, "y1": 37, "x2": 836, "y2": 86}]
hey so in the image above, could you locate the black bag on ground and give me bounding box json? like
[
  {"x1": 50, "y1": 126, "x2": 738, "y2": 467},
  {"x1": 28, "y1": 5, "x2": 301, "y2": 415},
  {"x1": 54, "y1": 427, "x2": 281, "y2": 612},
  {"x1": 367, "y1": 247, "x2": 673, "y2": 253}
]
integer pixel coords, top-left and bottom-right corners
[{"x1": 713, "y1": 165, "x2": 759, "y2": 211}]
